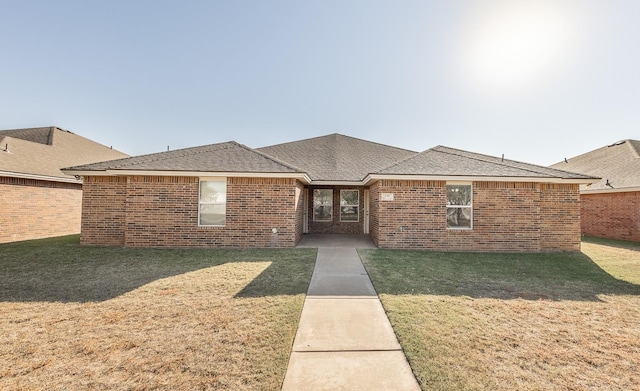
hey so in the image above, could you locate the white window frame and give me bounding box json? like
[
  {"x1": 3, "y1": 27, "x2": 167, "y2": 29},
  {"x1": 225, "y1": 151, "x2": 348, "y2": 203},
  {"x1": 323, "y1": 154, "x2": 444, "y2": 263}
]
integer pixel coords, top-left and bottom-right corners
[
  {"x1": 340, "y1": 189, "x2": 360, "y2": 222},
  {"x1": 313, "y1": 189, "x2": 333, "y2": 222},
  {"x1": 198, "y1": 177, "x2": 227, "y2": 227},
  {"x1": 446, "y1": 182, "x2": 473, "y2": 230}
]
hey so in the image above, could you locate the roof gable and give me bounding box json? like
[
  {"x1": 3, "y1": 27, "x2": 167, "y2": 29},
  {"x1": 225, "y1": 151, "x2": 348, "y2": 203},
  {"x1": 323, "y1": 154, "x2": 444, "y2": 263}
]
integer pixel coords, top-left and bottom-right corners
[
  {"x1": 550, "y1": 139, "x2": 640, "y2": 190},
  {"x1": 66, "y1": 141, "x2": 304, "y2": 174},
  {"x1": 257, "y1": 133, "x2": 417, "y2": 181},
  {"x1": 378, "y1": 145, "x2": 595, "y2": 180}
]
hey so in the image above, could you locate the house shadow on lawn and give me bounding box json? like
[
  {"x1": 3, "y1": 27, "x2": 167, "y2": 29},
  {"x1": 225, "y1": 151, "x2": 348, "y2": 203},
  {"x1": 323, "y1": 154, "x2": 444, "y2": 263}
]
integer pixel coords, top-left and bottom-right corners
[
  {"x1": 0, "y1": 235, "x2": 316, "y2": 303},
  {"x1": 359, "y1": 249, "x2": 640, "y2": 302}
]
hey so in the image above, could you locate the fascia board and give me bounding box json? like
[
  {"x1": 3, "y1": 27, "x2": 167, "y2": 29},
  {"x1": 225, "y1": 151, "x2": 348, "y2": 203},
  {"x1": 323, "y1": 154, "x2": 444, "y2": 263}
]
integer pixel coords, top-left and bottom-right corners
[
  {"x1": 61, "y1": 169, "x2": 311, "y2": 184},
  {"x1": 308, "y1": 180, "x2": 365, "y2": 186},
  {"x1": 363, "y1": 174, "x2": 598, "y2": 186},
  {"x1": 0, "y1": 170, "x2": 81, "y2": 184},
  {"x1": 581, "y1": 186, "x2": 640, "y2": 194}
]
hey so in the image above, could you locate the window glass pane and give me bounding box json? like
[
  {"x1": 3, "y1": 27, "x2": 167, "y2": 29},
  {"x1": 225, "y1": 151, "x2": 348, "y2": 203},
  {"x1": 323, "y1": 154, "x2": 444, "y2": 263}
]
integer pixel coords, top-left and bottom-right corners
[
  {"x1": 314, "y1": 205, "x2": 332, "y2": 221},
  {"x1": 313, "y1": 189, "x2": 332, "y2": 221},
  {"x1": 447, "y1": 207, "x2": 471, "y2": 228},
  {"x1": 313, "y1": 189, "x2": 332, "y2": 206},
  {"x1": 340, "y1": 206, "x2": 359, "y2": 221},
  {"x1": 200, "y1": 181, "x2": 226, "y2": 203},
  {"x1": 340, "y1": 190, "x2": 359, "y2": 221},
  {"x1": 447, "y1": 185, "x2": 471, "y2": 206},
  {"x1": 340, "y1": 190, "x2": 359, "y2": 206},
  {"x1": 200, "y1": 204, "x2": 226, "y2": 226}
]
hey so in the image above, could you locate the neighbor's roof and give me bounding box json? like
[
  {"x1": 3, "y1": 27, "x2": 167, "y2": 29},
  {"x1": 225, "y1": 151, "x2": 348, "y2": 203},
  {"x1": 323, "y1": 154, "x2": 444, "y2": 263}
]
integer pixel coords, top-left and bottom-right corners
[
  {"x1": 65, "y1": 141, "x2": 308, "y2": 178},
  {"x1": 257, "y1": 133, "x2": 417, "y2": 181},
  {"x1": 0, "y1": 127, "x2": 129, "y2": 182},
  {"x1": 377, "y1": 146, "x2": 596, "y2": 180},
  {"x1": 550, "y1": 139, "x2": 640, "y2": 192}
]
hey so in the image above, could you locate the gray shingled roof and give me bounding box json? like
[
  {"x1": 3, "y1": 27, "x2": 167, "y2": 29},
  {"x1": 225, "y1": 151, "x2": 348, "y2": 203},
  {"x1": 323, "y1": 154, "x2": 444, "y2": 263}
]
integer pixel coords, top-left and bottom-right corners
[
  {"x1": 378, "y1": 146, "x2": 596, "y2": 179},
  {"x1": 550, "y1": 139, "x2": 640, "y2": 191},
  {"x1": 0, "y1": 127, "x2": 129, "y2": 181},
  {"x1": 257, "y1": 133, "x2": 417, "y2": 181},
  {"x1": 66, "y1": 141, "x2": 305, "y2": 174}
]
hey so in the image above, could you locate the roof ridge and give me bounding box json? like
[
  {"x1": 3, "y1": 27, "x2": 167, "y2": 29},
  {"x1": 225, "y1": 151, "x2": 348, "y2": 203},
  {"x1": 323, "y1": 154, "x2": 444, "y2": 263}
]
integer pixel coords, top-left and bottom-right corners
[
  {"x1": 433, "y1": 145, "x2": 578, "y2": 178},
  {"x1": 373, "y1": 148, "x2": 421, "y2": 174},
  {"x1": 624, "y1": 139, "x2": 640, "y2": 158},
  {"x1": 235, "y1": 142, "x2": 306, "y2": 172},
  {"x1": 260, "y1": 132, "x2": 418, "y2": 154}
]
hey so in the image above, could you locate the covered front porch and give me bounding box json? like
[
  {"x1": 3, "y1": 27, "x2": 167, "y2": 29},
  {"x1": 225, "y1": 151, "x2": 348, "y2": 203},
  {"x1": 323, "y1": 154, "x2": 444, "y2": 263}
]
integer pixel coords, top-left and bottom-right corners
[{"x1": 301, "y1": 185, "x2": 372, "y2": 236}]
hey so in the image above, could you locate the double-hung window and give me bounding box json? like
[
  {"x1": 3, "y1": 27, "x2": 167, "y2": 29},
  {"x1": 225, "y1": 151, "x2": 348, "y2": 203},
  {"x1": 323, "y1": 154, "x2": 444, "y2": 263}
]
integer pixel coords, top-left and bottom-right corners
[
  {"x1": 199, "y1": 179, "x2": 227, "y2": 226},
  {"x1": 340, "y1": 190, "x2": 359, "y2": 222},
  {"x1": 446, "y1": 183, "x2": 472, "y2": 229},
  {"x1": 313, "y1": 189, "x2": 333, "y2": 222}
]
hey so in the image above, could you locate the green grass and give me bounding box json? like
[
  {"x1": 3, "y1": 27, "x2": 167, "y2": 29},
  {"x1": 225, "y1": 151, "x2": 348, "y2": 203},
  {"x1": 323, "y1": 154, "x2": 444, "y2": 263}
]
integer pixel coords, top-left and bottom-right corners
[
  {"x1": 0, "y1": 235, "x2": 317, "y2": 390},
  {"x1": 360, "y1": 244, "x2": 640, "y2": 390}
]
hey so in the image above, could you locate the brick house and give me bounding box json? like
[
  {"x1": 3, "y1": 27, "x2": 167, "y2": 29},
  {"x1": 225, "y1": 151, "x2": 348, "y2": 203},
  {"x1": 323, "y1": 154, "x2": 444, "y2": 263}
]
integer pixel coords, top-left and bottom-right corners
[
  {"x1": 0, "y1": 127, "x2": 128, "y2": 243},
  {"x1": 551, "y1": 139, "x2": 639, "y2": 242},
  {"x1": 64, "y1": 134, "x2": 595, "y2": 251}
]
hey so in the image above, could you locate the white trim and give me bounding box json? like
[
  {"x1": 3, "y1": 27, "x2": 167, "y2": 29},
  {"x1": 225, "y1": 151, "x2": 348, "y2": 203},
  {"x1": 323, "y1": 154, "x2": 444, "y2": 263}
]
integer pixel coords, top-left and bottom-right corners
[
  {"x1": 60, "y1": 169, "x2": 595, "y2": 187},
  {"x1": 363, "y1": 189, "x2": 370, "y2": 234},
  {"x1": 0, "y1": 170, "x2": 82, "y2": 184},
  {"x1": 446, "y1": 183, "x2": 473, "y2": 230},
  {"x1": 310, "y1": 180, "x2": 364, "y2": 186},
  {"x1": 198, "y1": 178, "x2": 227, "y2": 227},
  {"x1": 61, "y1": 169, "x2": 311, "y2": 183},
  {"x1": 581, "y1": 186, "x2": 640, "y2": 194},
  {"x1": 363, "y1": 174, "x2": 595, "y2": 186}
]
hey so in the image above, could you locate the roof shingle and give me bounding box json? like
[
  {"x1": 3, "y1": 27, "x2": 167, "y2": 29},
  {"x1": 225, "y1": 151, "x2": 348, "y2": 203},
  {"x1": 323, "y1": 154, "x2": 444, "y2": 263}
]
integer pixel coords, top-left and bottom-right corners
[
  {"x1": 379, "y1": 146, "x2": 596, "y2": 179},
  {"x1": 66, "y1": 141, "x2": 304, "y2": 174},
  {"x1": 550, "y1": 139, "x2": 640, "y2": 190},
  {"x1": 257, "y1": 133, "x2": 417, "y2": 181},
  {"x1": 0, "y1": 127, "x2": 129, "y2": 181}
]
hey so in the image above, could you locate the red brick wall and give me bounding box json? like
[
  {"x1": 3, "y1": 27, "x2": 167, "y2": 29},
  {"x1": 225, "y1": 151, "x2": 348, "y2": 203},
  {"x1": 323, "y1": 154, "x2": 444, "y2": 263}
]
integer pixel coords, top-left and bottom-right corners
[
  {"x1": 370, "y1": 180, "x2": 580, "y2": 252},
  {"x1": 0, "y1": 177, "x2": 82, "y2": 243},
  {"x1": 307, "y1": 186, "x2": 367, "y2": 234},
  {"x1": 581, "y1": 191, "x2": 640, "y2": 242},
  {"x1": 540, "y1": 183, "x2": 581, "y2": 251},
  {"x1": 81, "y1": 176, "x2": 127, "y2": 246},
  {"x1": 80, "y1": 176, "x2": 303, "y2": 248}
]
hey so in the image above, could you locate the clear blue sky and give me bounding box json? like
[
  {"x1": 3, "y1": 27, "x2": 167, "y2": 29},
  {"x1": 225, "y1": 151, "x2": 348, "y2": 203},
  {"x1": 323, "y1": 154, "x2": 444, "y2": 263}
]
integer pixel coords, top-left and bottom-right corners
[{"x1": 1, "y1": 0, "x2": 638, "y2": 166}]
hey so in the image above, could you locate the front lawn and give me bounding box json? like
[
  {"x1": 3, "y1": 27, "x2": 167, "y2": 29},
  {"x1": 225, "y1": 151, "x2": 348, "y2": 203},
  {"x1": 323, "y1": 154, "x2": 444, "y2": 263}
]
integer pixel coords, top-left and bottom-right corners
[
  {"x1": 0, "y1": 235, "x2": 316, "y2": 390},
  {"x1": 360, "y1": 241, "x2": 640, "y2": 391}
]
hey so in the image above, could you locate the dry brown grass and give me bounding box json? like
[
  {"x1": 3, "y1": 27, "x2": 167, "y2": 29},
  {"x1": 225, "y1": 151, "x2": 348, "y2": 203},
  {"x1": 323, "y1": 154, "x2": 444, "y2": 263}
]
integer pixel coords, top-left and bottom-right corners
[
  {"x1": 0, "y1": 236, "x2": 316, "y2": 390},
  {"x1": 361, "y1": 241, "x2": 640, "y2": 391}
]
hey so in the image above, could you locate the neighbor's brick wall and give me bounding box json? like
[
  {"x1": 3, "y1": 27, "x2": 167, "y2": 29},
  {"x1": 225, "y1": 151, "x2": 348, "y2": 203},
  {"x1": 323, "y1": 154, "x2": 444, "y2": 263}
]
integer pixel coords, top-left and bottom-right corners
[
  {"x1": 307, "y1": 186, "x2": 367, "y2": 234},
  {"x1": 581, "y1": 191, "x2": 640, "y2": 242},
  {"x1": 0, "y1": 177, "x2": 82, "y2": 243},
  {"x1": 80, "y1": 176, "x2": 302, "y2": 248},
  {"x1": 370, "y1": 180, "x2": 580, "y2": 252}
]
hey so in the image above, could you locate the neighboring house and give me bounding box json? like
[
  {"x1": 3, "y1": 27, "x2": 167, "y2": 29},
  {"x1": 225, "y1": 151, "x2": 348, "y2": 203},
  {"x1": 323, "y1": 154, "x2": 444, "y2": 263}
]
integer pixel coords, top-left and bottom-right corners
[
  {"x1": 63, "y1": 134, "x2": 596, "y2": 251},
  {"x1": 0, "y1": 127, "x2": 129, "y2": 243},
  {"x1": 550, "y1": 140, "x2": 639, "y2": 242}
]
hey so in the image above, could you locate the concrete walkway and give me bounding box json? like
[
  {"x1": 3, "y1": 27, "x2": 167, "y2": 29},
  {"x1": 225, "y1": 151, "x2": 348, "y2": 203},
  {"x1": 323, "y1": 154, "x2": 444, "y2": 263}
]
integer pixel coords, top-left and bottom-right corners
[{"x1": 281, "y1": 247, "x2": 420, "y2": 391}]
